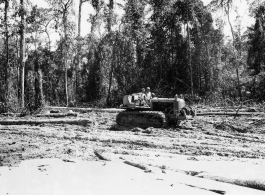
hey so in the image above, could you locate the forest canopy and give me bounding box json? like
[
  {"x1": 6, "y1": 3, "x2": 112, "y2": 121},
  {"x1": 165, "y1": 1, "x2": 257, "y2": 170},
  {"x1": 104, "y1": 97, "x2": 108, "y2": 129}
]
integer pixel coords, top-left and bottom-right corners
[{"x1": 0, "y1": 0, "x2": 265, "y2": 112}]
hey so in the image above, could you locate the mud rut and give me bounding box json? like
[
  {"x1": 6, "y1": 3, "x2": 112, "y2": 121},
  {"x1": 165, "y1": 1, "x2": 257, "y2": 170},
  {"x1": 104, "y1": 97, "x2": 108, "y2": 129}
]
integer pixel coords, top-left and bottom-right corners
[{"x1": 0, "y1": 111, "x2": 265, "y2": 167}]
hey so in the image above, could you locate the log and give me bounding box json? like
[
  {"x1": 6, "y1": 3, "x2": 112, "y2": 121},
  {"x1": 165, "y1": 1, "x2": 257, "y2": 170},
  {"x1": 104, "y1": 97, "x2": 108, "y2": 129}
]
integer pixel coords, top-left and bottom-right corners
[
  {"x1": 183, "y1": 184, "x2": 225, "y2": 195},
  {"x1": 36, "y1": 113, "x2": 78, "y2": 118},
  {"x1": 197, "y1": 108, "x2": 257, "y2": 113},
  {"x1": 43, "y1": 106, "x2": 124, "y2": 113},
  {"x1": 0, "y1": 113, "x2": 21, "y2": 117},
  {"x1": 212, "y1": 106, "x2": 257, "y2": 110},
  {"x1": 196, "y1": 112, "x2": 264, "y2": 116},
  {"x1": 0, "y1": 119, "x2": 91, "y2": 125},
  {"x1": 94, "y1": 150, "x2": 111, "y2": 161},
  {"x1": 196, "y1": 173, "x2": 265, "y2": 191},
  {"x1": 124, "y1": 160, "x2": 149, "y2": 171}
]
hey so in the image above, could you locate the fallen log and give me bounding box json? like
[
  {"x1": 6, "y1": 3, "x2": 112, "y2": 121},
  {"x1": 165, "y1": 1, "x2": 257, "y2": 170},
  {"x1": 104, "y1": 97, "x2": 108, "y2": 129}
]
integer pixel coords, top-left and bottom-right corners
[
  {"x1": 43, "y1": 106, "x2": 124, "y2": 113},
  {"x1": 197, "y1": 108, "x2": 258, "y2": 113},
  {"x1": 0, "y1": 113, "x2": 21, "y2": 117},
  {"x1": 124, "y1": 160, "x2": 150, "y2": 171},
  {"x1": 94, "y1": 150, "x2": 111, "y2": 161},
  {"x1": 182, "y1": 184, "x2": 226, "y2": 195},
  {"x1": 196, "y1": 173, "x2": 265, "y2": 191},
  {"x1": 213, "y1": 106, "x2": 258, "y2": 110},
  {"x1": 36, "y1": 113, "x2": 78, "y2": 118},
  {"x1": 196, "y1": 112, "x2": 264, "y2": 116},
  {"x1": 0, "y1": 119, "x2": 91, "y2": 126}
]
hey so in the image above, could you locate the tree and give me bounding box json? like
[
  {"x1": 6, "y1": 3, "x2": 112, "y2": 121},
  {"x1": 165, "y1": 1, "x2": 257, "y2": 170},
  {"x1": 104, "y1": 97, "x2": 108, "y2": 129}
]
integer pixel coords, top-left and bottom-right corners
[
  {"x1": 209, "y1": 0, "x2": 244, "y2": 100},
  {"x1": 1, "y1": 0, "x2": 10, "y2": 111},
  {"x1": 46, "y1": 0, "x2": 75, "y2": 106},
  {"x1": 75, "y1": 0, "x2": 90, "y2": 102},
  {"x1": 190, "y1": 1, "x2": 222, "y2": 94},
  {"x1": 34, "y1": 50, "x2": 44, "y2": 108},
  {"x1": 247, "y1": 3, "x2": 265, "y2": 100},
  {"x1": 19, "y1": 0, "x2": 26, "y2": 108},
  {"x1": 75, "y1": 0, "x2": 85, "y2": 102},
  {"x1": 27, "y1": 6, "x2": 55, "y2": 50},
  {"x1": 248, "y1": 4, "x2": 265, "y2": 74},
  {"x1": 106, "y1": 0, "x2": 114, "y2": 106},
  {"x1": 185, "y1": 0, "x2": 195, "y2": 96},
  {"x1": 75, "y1": 0, "x2": 104, "y2": 103},
  {"x1": 107, "y1": 0, "x2": 114, "y2": 32}
]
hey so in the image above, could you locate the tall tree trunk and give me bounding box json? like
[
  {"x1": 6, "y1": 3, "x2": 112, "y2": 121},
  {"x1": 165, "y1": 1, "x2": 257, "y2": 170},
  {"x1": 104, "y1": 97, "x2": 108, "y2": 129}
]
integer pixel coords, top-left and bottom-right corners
[
  {"x1": 19, "y1": 0, "x2": 26, "y2": 108},
  {"x1": 45, "y1": 29, "x2": 51, "y2": 50},
  {"x1": 187, "y1": 25, "x2": 194, "y2": 96},
  {"x1": 107, "y1": 41, "x2": 116, "y2": 106},
  {"x1": 107, "y1": 0, "x2": 113, "y2": 32},
  {"x1": 199, "y1": 52, "x2": 202, "y2": 93},
  {"x1": 75, "y1": 0, "x2": 82, "y2": 103},
  {"x1": 106, "y1": 0, "x2": 114, "y2": 106},
  {"x1": 62, "y1": 0, "x2": 73, "y2": 106},
  {"x1": 63, "y1": 12, "x2": 68, "y2": 106},
  {"x1": 78, "y1": 0, "x2": 82, "y2": 37},
  {"x1": 204, "y1": 43, "x2": 212, "y2": 91},
  {"x1": 227, "y1": 5, "x2": 242, "y2": 101},
  {"x1": 4, "y1": 0, "x2": 9, "y2": 111},
  {"x1": 64, "y1": 59, "x2": 68, "y2": 106},
  {"x1": 186, "y1": 1, "x2": 194, "y2": 96},
  {"x1": 34, "y1": 55, "x2": 44, "y2": 108},
  {"x1": 106, "y1": 61, "x2": 114, "y2": 106}
]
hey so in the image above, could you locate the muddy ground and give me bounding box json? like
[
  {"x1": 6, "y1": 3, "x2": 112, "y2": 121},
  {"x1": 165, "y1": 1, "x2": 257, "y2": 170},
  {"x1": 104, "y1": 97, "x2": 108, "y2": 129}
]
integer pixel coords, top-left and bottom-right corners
[
  {"x1": 1, "y1": 109, "x2": 265, "y2": 167},
  {"x1": 1, "y1": 107, "x2": 265, "y2": 194}
]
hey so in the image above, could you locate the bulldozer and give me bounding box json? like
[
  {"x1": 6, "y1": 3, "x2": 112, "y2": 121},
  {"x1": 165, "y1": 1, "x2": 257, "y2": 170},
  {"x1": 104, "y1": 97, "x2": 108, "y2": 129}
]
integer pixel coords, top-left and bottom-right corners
[{"x1": 116, "y1": 93, "x2": 195, "y2": 128}]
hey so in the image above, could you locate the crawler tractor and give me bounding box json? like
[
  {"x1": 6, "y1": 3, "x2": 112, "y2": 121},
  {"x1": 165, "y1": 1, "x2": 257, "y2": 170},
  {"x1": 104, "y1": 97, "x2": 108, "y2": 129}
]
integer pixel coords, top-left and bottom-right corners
[{"x1": 116, "y1": 94, "x2": 195, "y2": 128}]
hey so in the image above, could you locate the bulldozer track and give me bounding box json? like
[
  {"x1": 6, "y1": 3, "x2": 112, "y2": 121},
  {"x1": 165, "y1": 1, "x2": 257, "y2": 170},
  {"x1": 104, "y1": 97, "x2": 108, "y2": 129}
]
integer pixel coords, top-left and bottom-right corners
[{"x1": 116, "y1": 111, "x2": 167, "y2": 128}]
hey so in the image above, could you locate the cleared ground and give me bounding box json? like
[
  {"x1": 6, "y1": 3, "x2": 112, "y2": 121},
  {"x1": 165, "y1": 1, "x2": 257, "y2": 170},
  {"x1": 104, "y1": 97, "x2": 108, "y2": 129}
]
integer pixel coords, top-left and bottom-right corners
[
  {"x1": 0, "y1": 108, "x2": 265, "y2": 193},
  {"x1": 1, "y1": 111, "x2": 265, "y2": 165}
]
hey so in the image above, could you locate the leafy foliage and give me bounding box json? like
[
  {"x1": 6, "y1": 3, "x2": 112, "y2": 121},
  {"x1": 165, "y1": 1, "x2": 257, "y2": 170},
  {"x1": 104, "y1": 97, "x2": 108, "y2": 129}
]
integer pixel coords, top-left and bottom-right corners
[{"x1": 0, "y1": 0, "x2": 264, "y2": 112}]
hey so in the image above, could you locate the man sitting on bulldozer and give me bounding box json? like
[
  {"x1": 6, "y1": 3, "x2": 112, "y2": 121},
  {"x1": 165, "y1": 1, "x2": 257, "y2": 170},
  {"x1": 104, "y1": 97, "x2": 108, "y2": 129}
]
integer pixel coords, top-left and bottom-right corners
[
  {"x1": 138, "y1": 88, "x2": 147, "y2": 106},
  {"x1": 123, "y1": 88, "x2": 148, "y2": 107},
  {"x1": 145, "y1": 87, "x2": 155, "y2": 105}
]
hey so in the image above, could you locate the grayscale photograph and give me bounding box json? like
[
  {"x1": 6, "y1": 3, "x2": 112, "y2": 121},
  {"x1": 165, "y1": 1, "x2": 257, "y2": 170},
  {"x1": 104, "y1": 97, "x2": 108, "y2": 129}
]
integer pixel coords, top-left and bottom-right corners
[{"x1": 0, "y1": 0, "x2": 265, "y2": 194}]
